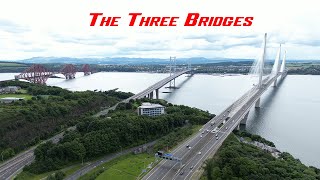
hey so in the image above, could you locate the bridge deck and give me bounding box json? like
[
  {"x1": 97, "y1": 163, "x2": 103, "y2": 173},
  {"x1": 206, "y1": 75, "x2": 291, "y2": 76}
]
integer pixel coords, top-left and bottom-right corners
[
  {"x1": 127, "y1": 69, "x2": 191, "y2": 101},
  {"x1": 143, "y1": 71, "x2": 287, "y2": 180}
]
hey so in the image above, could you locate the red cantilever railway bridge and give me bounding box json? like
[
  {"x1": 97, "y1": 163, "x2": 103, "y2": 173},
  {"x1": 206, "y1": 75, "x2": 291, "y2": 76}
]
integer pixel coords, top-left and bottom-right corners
[{"x1": 14, "y1": 64, "x2": 92, "y2": 84}]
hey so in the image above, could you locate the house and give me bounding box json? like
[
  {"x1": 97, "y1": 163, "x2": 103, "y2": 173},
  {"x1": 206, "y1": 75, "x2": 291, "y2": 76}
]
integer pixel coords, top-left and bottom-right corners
[{"x1": 138, "y1": 102, "x2": 165, "y2": 116}]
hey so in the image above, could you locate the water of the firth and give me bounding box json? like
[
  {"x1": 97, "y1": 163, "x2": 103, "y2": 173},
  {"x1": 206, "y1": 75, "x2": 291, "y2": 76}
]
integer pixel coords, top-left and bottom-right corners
[{"x1": 1, "y1": 72, "x2": 319, "y2": 167}]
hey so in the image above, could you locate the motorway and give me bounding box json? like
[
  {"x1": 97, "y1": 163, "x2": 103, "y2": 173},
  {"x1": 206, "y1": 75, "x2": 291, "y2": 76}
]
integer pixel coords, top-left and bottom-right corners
[
  {"x1": 143, "y1": 72, "x2": 286, "y2": 180},
  {"x1": 0, "y1": 127, "x2": 73, "y2": 180}
]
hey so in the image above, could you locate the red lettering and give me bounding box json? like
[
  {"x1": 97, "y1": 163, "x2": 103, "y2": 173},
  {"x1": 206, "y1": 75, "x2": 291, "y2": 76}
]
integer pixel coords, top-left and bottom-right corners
[
  {"x1": 213, "y1": 17, "x2": 223, "y2": 26},
  {"x1": 234, "y1": 17, "x2": 244, "y2": 26},
  {"x1": 129, "y1": 13, "x2": 142, "y2": 26},
  {"x1": 198, "y1": 17, "x2": 209, "y2": 26},
  {"x1": 139, "y1": 17, "x2": 151, "y2": 26},
  {"x1": 222, "y1": 17, "x2": 234, "y2": 26},
  {"x1": 243, "y1": 17, "x2": 254, "y2": 26},
  {"x1": 150, "y1": 17, "x2": 161, "y2": 26},
  {"x1": 90, "y1": 13, "x2": 103, "y2": 26},
  {"x1": 184, "y1": 13, "x2": 199, "y2": 26},
  {"x1": 169, "y1": 17, "x2": 179, "y2": 26},
  {"x1": 159, "y1": 17, "x2": 169, "y2": 26}
]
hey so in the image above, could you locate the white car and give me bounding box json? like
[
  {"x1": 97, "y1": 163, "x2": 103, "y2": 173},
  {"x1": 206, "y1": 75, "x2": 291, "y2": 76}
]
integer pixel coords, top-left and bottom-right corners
[
  {"x1": 200, "y1": 135, "x2": 203, "y2": 138},
  {"x1": 226, "y1": 127, "x2": 228, "y2": 130},
  {"x1": 216, "y1": 137, "x2": 219, "y2": 140},
  {"x1": 198, "y1": 151, "x2": 202, "y2": 155}
]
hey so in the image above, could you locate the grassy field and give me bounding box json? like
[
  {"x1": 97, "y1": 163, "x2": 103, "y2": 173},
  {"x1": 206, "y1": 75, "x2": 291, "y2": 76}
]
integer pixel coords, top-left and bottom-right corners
[
  {"x1": 80, "y1": 153, "x2": 155, "y2": 180},
  {"x1": 0, "y1": 94, "x2": 33, "y2": 100},
  {"x1": 0, "y1": 62, "x2": 27, "y2": 67},
  {"x1": 15, "y1": 163, "x2": 86, "y2": 180}
]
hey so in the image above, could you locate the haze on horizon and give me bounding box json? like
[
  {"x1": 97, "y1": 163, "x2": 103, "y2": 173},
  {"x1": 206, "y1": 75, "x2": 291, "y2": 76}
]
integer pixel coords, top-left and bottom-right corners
[{"x1": 0, "y1": 0, "x2": 319, "y2": 61}]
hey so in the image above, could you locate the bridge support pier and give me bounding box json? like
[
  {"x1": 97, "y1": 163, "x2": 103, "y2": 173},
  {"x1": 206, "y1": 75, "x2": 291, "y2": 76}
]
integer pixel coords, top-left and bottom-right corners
[
  {"x1": 255, "y1": 98, "x2": 261, "y2": 108},
  {"x1": 156, "y1": 89, "x2": 159, "y2": 99},
  {"x1": 240, "y1": 111, "x2": 250, "y2": 125},
  {"x1": 149, "y1": 92, "x2": 154, "y2": 99},
  {"x1": 273, "y1": 78, "x2": 277, "y2": 87}
]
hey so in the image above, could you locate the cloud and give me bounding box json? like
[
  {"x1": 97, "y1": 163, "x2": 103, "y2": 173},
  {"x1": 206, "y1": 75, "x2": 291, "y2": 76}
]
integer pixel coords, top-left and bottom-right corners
[
  {"x1": 0, "y1": 19, "x2": 30, "y2": 34},
  {"x1": 0, "y1": 0, "x2": 319, "y2": 60},
  {"x1": 51, "y1": 33, "x2": 122, "y2": 46}
]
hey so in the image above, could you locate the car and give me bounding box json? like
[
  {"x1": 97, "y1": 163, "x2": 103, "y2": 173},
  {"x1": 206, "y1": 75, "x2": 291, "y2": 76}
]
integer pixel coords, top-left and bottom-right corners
[
  {"x1": 200, "y1": 135, "x2": 203, "y2": 138},
  {"x1": 216, "y1": 137, "x2": 219, "y2": 140},
  {"x1": 223, "y1": 115, "x2": 226, "y2": 117},
  {"x1": 206, "y1": 129, "x2": 209, "y2": 132},
  {"x1": 215, "y1": 134, "x2": 218, "y2": 137},
  {"x1": 190, "y1": 165, "x2": 194, "y2": 169},
  {"x1": 180, "y1": 171, "x2": 184, "y2": 175},
  {"x1": 188, "y1": 146, "x2": 192, "y2": 150},
  {"x1": 226, "y1": 127, "x2": 228, "y2": 130},
  {"x1": 198, "y1": 151, "x2": 202, "y2": 155},
  {"x1": 186, "y1": 145, "x2": 190, "y2": 148}
]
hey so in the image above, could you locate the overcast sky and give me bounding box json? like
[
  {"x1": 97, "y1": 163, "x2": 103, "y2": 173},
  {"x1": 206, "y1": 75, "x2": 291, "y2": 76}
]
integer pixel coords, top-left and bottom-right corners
[{"x1": 0, "y1": 0, "x2": 319, "y2": 60}]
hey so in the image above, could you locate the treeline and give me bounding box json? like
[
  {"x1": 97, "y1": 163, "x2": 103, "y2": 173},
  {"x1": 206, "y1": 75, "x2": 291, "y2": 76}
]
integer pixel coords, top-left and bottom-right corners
[
  {"x1": 202, "y1": 133, "x2": 320, "y2": 180},
  {"x1": 24, "y1": 100, "x2": 212, "y2": 174},
  {"x1": 234, "y1": 130, "x2": 275, "y2": 147},
  {"x1": 288, "y1": 65, "x2": 320, "y2": 75},
  {"x1": 0, "y1": 81, "x2": 129, "y2": 162},
  {"x1": 153, "y1": 125, "x2": 193, "y2": 152}
]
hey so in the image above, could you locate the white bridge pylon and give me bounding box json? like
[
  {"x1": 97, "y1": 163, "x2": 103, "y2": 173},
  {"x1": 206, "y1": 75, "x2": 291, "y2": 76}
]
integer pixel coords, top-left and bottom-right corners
[
  {"x1": 280, "y1": 50, "x2": 287, "y2": 73},
  {"x1": 228, "y1": 33, "x2": 286, "y2": 118}
]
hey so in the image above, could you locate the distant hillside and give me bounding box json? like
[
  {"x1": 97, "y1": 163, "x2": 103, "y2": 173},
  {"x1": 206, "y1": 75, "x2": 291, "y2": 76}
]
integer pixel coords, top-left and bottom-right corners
[
  {"x1": 7, "y1": 57, "x2": 256, "y2": 65},
  {"x1": 2, "y1": 57, "x2": 316, "y2": 65}
]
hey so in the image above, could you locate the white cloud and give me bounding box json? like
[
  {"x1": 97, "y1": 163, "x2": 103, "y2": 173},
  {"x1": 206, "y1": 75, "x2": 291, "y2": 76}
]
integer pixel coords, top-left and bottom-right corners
[{"x1": 0, "y1": 0, "x2": 319, "y2": 60}]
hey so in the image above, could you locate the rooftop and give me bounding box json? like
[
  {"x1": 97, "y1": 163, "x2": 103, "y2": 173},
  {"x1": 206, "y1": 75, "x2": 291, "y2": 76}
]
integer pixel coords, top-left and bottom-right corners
[
  {"x1": 139, "y1": 102, "x2": 164, "y2": 109},
  {"x1": 0, "y1": 97, "x2": 24, "y2": 100}
]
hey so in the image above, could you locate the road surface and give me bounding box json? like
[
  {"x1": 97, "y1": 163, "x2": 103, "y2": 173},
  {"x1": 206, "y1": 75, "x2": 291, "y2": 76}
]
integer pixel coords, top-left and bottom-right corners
[{"x1": 143, "y1": 73, "x2": 285, "y2": 180}]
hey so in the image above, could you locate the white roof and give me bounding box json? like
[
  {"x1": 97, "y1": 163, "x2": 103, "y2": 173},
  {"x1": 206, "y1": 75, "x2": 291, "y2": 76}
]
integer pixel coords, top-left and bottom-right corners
[
  {"x1": 139, "y1": 102, "x2": 164, "y2": 109},
  {"x1": 0, "y1": 97, "x2": 24, "y2": 100}
]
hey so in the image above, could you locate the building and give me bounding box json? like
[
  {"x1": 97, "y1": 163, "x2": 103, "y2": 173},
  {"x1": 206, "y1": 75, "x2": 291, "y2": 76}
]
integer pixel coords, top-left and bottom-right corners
[
  {"x1": 138, "y1": 102, "x2": 165, "y2": 116},
  {"x1": 0, "y1": 97, "x2": 24, "y2": 103},
  {"x1": 0, "y1": 86, "x2": 21, "y2": 94}
]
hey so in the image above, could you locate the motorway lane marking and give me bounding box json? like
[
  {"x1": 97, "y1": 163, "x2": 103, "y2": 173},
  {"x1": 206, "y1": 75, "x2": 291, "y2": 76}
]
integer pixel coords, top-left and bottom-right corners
[
  {"x1": 174, "y1": 118, "x2": 236, "y2": 180},
  {"x1": 153, "y1": 114, "x2": 232, "y2": 180},
  {"x1": 144, "y1": 109, "x2": 232, "y2": 180},
  {"x1": 1, "y1": 154, "x2": 34, "y2": 180},
  {"x1": 144, "y1": 121, "x2": 214, "y2": 180},
  {"x1": 170, "y1": 129, "x2": 226, "y2": 180},
  {"x1": 0, "y1": 153, "x2": 33, "y2": 175},
  {"x1": 182, "y1": 132, "x2": 227, "y2": 180},
  {"x1": 182, "y1": 112, "x2": 251, "y2": 180}
]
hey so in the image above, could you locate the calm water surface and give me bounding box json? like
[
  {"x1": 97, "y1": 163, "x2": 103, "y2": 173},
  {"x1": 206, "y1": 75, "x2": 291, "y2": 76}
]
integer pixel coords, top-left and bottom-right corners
[{"x1": 1, "y1": 72, "x2": 319, "y2": 167}]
